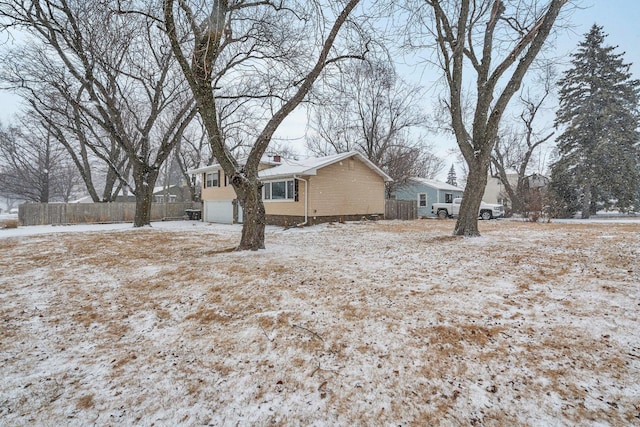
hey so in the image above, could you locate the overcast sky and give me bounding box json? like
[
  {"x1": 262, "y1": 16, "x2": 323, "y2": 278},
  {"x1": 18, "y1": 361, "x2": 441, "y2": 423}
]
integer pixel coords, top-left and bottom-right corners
[
  {"x1": 1, "y1": 1, "x2": 639, "y2": 179},
  {"x1": 274, "y1": 1, "x2": 640, "y2": 178}
]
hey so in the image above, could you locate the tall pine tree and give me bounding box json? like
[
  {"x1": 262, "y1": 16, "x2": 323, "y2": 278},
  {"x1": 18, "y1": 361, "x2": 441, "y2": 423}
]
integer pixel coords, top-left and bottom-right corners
[
  {"x1": 551, "y1": 25, "x2": 640, "y2": 218},
  {"x1": 446, "y1": 164, "x2": 458, "y2": 187}
]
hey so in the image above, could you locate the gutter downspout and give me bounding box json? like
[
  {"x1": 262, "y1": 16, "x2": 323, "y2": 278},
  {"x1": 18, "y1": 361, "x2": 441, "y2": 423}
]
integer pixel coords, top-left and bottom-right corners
[{"x1": 293, "y1": 175, "x2": 308, "y2": 227}]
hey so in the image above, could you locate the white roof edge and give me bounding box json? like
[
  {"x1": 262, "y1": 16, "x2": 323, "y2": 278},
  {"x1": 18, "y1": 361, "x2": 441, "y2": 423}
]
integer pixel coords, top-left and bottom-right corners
[
  {"x1": 307, "y1": 151, "x2": 393, "y2": 182},
  {"x1": 299, "y1": 151, "x2": 392, "y2": 182},
  {"x1": 261, "y1": 169, "x2": 318, "y2": 181},
  {"x1": 266, "y1": 151, "x2": 392, "y2": 182},
  {"x1": 407, "y1": 177, "x2": 464, "y2": 191},
  {"x1": 347, "y1": 152, "x2": 394, "y2": 182},
  {"x1": 189, "y1": 151, "x2": 393, "y2": 182},
  {"x1": 187, "y1": 164, "x2": 221, "y2": 175},
  {"x1": 187, "y1": 156, "x2": 280, "y2": 175}
]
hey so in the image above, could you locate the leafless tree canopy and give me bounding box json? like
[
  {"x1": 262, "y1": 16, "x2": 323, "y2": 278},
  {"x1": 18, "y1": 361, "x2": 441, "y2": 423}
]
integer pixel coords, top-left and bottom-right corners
[
  {"x1": 492, "y1": 65, "x2": 556, "y2": 215},
  {"x1": 401, "y1": 0, "x2": 570, "y2": 236},
  {"x1": 0, "y1": 0, "x2": 197, "y2": 225},
  {"x1": 163, "y1": 0, "x2": 367, "y2": 249},
  {"x1": 306, "y1": 59, "x2": 444, "y2": 196},
  {"x1": 0, "y1": 117, "x2": 81, "y2": 203}
]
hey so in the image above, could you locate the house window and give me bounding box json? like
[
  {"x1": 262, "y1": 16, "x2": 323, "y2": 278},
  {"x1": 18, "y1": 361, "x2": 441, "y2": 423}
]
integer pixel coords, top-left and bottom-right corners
[
  {"x1": 445, "y1": 193, "x2": 453, "y2": 203},
  {"x1": 263, "y1": 179, "x2": 295, "y2": 201},
  {"x1": 272, "y1": 181, "x2": 286, "y2": 199},
  {"x1": 418, "y1": 193, "x2": 427, "y2": 207},
  {"x1": 205, "y1": 171, "x2": 220, "y2": 188},
  {"x1": 287, "y1": 180, "x2": 294, "y2": 199}
]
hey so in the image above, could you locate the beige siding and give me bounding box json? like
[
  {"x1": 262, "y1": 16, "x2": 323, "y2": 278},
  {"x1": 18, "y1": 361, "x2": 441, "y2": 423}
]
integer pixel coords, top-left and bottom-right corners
[
  {"x1": 307, "y1": 157, "x2": 385, "y2": 216},
  {"x1": 199, "y1": 158, "x2": 385, "y2": 218},
  {"x1": 483, "y1": 173, "x2": 517, "y2": 205},
  {"x1": 258, "y1": 163, "x2": 275, "y2": 172},
  {"x1": 201, "y1": 170, "x2": 236, "y2": 200},
  {"x1": 201, "y1": 169, "x2": 305, "y2": 216},
  {"x1": 201, "y1": 164, "x2": 279, "y2": 202},
  {"x1": 263, "y1": 180, "x2": 305, "y2": 216}
]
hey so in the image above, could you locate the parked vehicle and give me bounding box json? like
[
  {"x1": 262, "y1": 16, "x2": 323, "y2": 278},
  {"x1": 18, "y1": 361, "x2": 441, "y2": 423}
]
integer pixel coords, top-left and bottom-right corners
[{"x1": 431, "y1": 198, "x2": 504, "y2": 220}]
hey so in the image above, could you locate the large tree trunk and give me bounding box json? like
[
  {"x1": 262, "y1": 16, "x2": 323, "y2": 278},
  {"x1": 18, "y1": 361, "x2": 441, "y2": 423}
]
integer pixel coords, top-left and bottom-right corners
[
  {"x1": 231, "y1": 172, "x2": 266, "y2": 251},
  {"x1": 163, "y1": 0, "x2": 362, "y2": 250},
  {"x1": 454, "y1": 157, "x2": 489, "y2": 236},
  {"x1": 426, "y1": 0, "x2": 567, "y2": 237},
  {"x1": 131, "y1": 163, "x2": 159, "y2": 227},
  {"x1": 507, "y1": 177, "x2": 527, "y2": 216},
  {"x1": 233, "y1": 177, "x2": 266, "y2": 250},
  {"x1": 39, "y1": 175, "x2": 50, "y2": 203},
  {"x1": 103, "y1": 162, "x2": 123, "y2": 202}
]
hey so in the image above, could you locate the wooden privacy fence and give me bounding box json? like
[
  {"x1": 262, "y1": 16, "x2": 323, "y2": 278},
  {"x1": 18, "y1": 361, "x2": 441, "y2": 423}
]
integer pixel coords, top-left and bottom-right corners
[
  {"x1": 385, "y1": 199, "x2": 417, "y2": 220},
  {"x1": 19, "y1": 202, "x2": 200, "y2": 226}
]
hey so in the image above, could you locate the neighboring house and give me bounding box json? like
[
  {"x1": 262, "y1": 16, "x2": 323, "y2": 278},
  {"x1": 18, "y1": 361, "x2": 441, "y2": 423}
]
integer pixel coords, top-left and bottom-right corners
[
  {"x1": 115, "y1": 185, "x2": 190, "y2": 203},
  {"x1": 69, "y1": 185, "x2": 191, "y2": 204},
  {"x1": 526, "y1": 173, "x2": 550, "y2": 190},
  {"x1": 188, "y1": 151, "x2": 392, "y2": 226},
  {"x1": 483, "y1": 172, "x2": 518, "y2": 206},
  {"x1": 484, "y1": 172, "x2": 550, "y2": 209},
  {"x1": 392, "y1": 177, "x2": 464, "y2": 218}
]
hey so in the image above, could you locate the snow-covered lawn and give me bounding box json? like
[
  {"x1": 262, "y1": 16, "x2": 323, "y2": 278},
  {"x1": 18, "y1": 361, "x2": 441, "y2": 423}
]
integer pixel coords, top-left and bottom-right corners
[{"x1": 1, "y1": 219, "x2": 639, "y2": 425}]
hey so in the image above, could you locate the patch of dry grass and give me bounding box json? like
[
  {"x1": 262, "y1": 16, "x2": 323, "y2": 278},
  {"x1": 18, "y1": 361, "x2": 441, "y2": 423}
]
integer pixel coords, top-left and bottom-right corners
[{"x1": 1, "y1": 220, "x2": 639, "y2": 425}]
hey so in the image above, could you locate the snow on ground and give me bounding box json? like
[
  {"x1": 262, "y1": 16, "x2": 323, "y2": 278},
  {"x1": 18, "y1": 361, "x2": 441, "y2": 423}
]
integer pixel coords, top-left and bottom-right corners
[{"x1": 1, "y1": 218, "x2": 639, "y2": 425}]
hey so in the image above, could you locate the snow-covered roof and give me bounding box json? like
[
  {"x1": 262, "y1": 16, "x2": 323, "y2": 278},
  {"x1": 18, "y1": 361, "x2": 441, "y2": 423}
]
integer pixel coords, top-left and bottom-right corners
[
  {"x1": 407, "y1": 177, "x2": 464, "y2": 192},
  {"x1": 189, "y1": 151, "x2": 393, "y2": 182},
  {"x1": 260, "y1": 151, "x2": 392, "y2": 182},
  {"x1": 69, "y1": 195, "x2": 95, "y2": 204},
  {"x1": 187, "y1": 155, "x2": 279, "y2": 175}
]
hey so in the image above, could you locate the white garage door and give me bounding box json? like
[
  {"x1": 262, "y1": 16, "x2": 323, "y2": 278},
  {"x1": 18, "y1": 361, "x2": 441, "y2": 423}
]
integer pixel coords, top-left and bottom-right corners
[{"x1": 204, "y1": 200, "x2": 234, "y2": 224}]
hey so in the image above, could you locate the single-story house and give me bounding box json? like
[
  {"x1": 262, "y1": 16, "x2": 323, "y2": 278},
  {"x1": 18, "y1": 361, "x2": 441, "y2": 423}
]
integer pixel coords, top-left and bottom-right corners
[
  {"x1": 188, "y1": 151, "x2": 392, "y2": 226},
  {"x1": 484, "y1": 172, "x2": 517, "y2": 206},
  {"x1": 392, "y1": 177, "x2": 465, "y2": 218},
  {"x1": 484, "y1": 172, "x2": 550, "y2": 208},
  {"x1": 118, "y1": 185, "x2": 190, "y2": 203}
]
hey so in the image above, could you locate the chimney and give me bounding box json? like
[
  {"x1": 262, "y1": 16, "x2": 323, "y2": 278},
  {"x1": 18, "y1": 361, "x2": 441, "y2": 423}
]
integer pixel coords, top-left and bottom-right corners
[{"x1": 273, "y1": 155, "x2": 281, "y2": 163}]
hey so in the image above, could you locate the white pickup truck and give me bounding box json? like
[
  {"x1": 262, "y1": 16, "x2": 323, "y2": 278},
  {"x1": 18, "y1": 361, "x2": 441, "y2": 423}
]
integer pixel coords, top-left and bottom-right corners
[{"x1": 432, "y1": 198, "x2": 504, "y2": 220}]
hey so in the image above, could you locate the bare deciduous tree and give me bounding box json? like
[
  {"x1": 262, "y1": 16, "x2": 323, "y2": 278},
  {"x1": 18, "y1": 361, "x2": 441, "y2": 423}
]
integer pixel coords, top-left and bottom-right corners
[
  {"x1": 404, "y1": 0, "x2": 569, "y2": 236},
  {"x1": 0, "y1": 0, "x2": 197, "y2": 226},
  {"x1": 163, "y1": 0, "x2": 366, "y2": 250},
  {"x1": 306, "y1": 59, "x2": 443, "y2": 197},
  {"x1": 0, "y1": 116, "x2": 81, "y2": 203},
  {"x1": 492, "y1": 70, "x2": 555, "y2": 215},
  {"x1": 173, "y1": 116, "x2": 211, "y2": 202},
  {"x1": 29, "y1": 88, "x2": 129, "y2": 202}
]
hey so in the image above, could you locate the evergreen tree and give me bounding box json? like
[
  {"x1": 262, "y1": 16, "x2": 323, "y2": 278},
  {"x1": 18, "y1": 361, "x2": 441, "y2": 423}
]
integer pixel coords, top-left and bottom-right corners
[
  {"x1": 446, "y1": 164, "x2": 458, "y2": 187},
  {"x1": 551, "y1": 25, "x2": 640, "y2": 218}
]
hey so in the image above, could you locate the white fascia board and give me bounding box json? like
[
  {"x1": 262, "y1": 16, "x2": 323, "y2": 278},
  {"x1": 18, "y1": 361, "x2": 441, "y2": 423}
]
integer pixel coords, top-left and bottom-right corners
[
  {"x1": 259, "y1": 169, "x2": 318, "y2": 181},
  {"x1": 187, "y1": 165, "x2": 222, "y2": 175}
]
